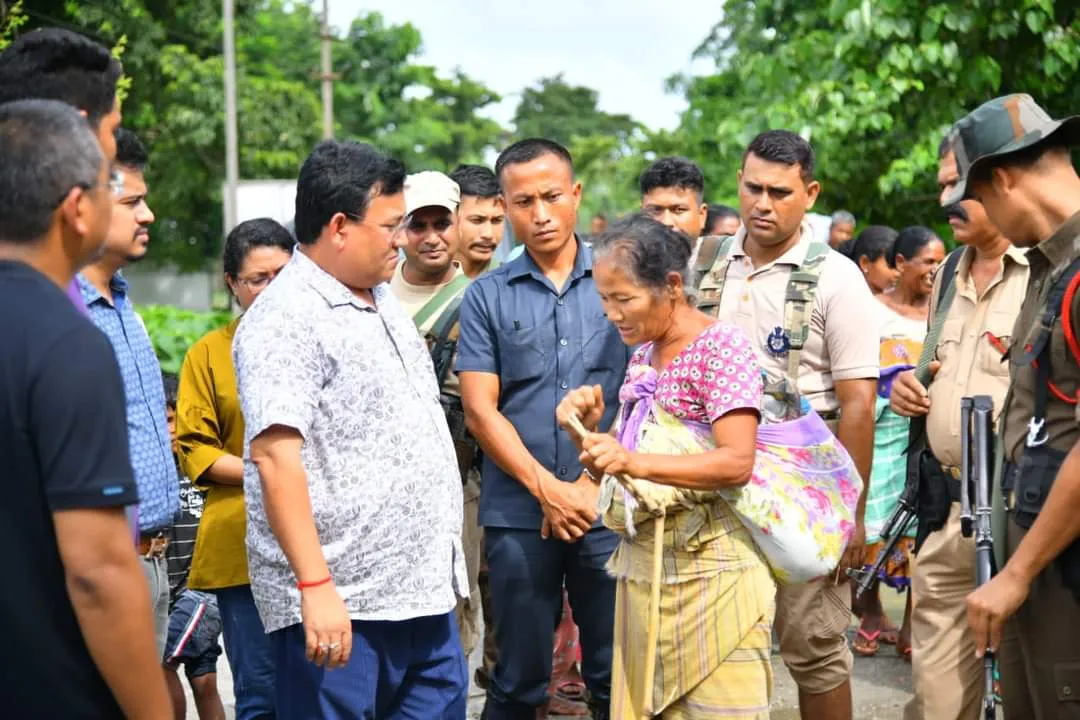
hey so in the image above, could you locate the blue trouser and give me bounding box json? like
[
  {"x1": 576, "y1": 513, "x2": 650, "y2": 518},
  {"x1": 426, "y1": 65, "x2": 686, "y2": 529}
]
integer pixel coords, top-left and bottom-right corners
[
  {"x1": 484, "y1": 526, "x2": 618, "y2": 719},
  {"x1": 272, "y1": 611, "x2": 467, "y2": 720},
  {"x1": 216, "y1": 585, "x2": 276, "y2": 720}
]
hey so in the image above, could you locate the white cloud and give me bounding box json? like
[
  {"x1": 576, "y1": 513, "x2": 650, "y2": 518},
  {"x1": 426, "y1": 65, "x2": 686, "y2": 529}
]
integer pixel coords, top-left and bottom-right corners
[{"x1": 327, "y1": 0, "x2": 718, "y2": 131}]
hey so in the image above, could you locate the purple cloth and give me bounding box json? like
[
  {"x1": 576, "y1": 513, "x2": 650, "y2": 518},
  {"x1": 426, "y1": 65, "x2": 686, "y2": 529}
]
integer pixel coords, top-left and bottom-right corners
[
  {"x1": 615, "y1": 366, "x2": 658, "y2": 452},
  {"x1": 66, "y1": 279, "x2": 89, "y2": 317},
  {"x1": 876, "y1": 364, "x2": 914, "y2": 400},
  {"x1": 756, "y1": 406, "x2": 835, "y2": 446}
]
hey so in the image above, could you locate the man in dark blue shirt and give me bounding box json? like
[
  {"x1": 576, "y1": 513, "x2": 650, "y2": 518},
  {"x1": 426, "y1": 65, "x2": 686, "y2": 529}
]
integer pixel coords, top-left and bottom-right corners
[
  {"x1": 458, "y1": 138, "x2": 630, "y2": 720},
  {"x1": 0, "y1": 99, "x2": 169, "y2": 717}
]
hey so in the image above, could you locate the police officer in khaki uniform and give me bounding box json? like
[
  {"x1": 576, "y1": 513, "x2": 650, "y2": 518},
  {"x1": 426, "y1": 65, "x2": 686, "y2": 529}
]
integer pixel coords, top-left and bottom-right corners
[
  {"x1": 891, "y1": 134, "x2": 1029, "y2": 720},
  {"x1": 693, "y1": 130, "x2": 879, "y2": 720},
  {"x1": 948, "y1": 94, "x2": 1080, "y2": 719}
]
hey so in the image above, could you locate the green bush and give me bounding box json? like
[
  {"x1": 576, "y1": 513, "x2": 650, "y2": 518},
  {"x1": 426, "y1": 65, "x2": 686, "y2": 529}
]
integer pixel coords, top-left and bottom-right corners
[{"x1": 137, "y1": 304, "x2": 234, "y2": 374}]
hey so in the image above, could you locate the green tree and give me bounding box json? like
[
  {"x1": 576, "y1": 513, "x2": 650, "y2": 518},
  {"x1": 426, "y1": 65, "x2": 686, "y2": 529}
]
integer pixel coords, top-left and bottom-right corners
[
  {"x1": 332, "y1": 13, "x2": 504, "y2": 172},
  {"x1": 511, "y1": 74, "x2": 648, "y2": 223},
  {"x1": 0, "y1": 1, "x2": 28, "y2": 51},
  {"x1": 14, "y1": 1, "x2": 505, "y2": 267},
  {"x1": 513, "y1": 73, "x2": 638, "y2": 148},
  {"x1": 671, "y1": 0, "x2": 1080, "y2": 229}
]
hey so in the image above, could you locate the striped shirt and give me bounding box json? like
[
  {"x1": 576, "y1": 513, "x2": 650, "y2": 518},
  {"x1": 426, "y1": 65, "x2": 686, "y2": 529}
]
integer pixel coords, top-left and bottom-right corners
[{"x1": 165, "y1": 462, "x2": 206, "y2": 605}]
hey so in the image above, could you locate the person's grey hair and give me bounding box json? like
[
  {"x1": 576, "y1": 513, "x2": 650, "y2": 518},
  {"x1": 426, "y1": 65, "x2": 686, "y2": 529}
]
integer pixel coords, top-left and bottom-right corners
[
  {"x1": 0, "y1": 98, "x2": 103, "y2": 245},
  {"x1": 831, "y1": 210, "x2": 856, "y2": 227},
  {"x1": 592, "y1": 213, "x2": 696, "y2": 299}
]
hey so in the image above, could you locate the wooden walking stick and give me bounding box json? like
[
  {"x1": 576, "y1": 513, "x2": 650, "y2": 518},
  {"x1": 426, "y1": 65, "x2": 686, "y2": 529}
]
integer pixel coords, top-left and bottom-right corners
[{"x1": 564, "y1": 414, "x2": 665, "y2": 719}]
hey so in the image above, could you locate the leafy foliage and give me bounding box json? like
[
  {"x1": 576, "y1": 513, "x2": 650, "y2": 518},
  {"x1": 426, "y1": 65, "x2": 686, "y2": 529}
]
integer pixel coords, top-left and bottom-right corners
[
  {"x1": 669, "y1": 0, "x2": 1080, "y2": 228},
  {"x1": 11, "y1": 0, "x2": 1080, "y2": 248},
  {"x1": 0, "y1": 1, "x2": 28, "y2": 51},
  {"x1": 509, "y1": 74, "x2": 652, "y2": 221},
  {"x1": 137, "y1": 305, "x2": 233, "y2": 374},
  {"x1": 15, "y1": 1, "x2": 504, "y2": 268}
]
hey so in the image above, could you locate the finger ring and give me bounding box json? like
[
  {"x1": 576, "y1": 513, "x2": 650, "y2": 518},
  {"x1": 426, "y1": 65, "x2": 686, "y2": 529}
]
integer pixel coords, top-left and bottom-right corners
[
  {"x1": 328, "y1": 643, "x2": 340, "y2": 650},
  {"x1": 318, "y1": 643, "x2": 329, "y2": 651}
]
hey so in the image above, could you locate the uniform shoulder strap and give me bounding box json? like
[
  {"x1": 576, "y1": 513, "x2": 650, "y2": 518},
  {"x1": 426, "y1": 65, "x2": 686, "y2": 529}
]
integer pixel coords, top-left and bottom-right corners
[
  {"x1": 692, "y1": 235, "x2": 735, "y2": 318},
  {"x1": 934, "y1": 246, "x2": 965, "y2": 316},
  {"x1": 428, "y1": 285, "x2": 469, "y2": 388},
  {"x1": 691, "y1": 235, "x2": 734, "y2": 287},
  {"x1": 412, "y1": 273, "x2": 470, "y2": 331},
  {"x1": 913, "y1": 247, "x2": 964, "y2": 386},
  {"x1": 783, "y1": 242, "x2": 830, "y2": 350},
  {"x1": 1015, "y1": 255, "x2": 1080, "y2": 367}
]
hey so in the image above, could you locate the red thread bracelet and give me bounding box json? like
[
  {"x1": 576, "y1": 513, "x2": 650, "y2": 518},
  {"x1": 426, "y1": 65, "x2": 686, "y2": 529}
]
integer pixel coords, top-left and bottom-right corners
[{"x1": 296, "y1": 576, "x2": 332, "y2": 590}]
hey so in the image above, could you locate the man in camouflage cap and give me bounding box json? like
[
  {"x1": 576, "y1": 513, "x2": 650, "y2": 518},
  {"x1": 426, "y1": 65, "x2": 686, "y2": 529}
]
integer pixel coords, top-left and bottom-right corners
[{"x1": 951, "y1": 93, "x2": 1080, "y2": 719}]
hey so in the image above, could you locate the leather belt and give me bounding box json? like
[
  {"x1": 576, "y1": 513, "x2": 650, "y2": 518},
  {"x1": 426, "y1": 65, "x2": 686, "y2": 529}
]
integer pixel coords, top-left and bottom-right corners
[{"x1": 138, "y1": 532, "x2": 169, "y2": 559}]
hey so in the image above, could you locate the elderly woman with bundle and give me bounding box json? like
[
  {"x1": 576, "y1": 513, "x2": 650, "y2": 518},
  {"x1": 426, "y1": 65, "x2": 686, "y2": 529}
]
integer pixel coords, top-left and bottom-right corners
[{"x1": 556, "y1": 215, "x2": 774, "y2": 719}]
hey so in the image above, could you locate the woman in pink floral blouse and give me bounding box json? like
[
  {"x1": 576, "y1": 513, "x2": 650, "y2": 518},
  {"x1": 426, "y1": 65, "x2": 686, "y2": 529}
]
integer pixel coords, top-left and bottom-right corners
[{"x1": 557, "y1": 215, "x2": 773, "y2": 719}]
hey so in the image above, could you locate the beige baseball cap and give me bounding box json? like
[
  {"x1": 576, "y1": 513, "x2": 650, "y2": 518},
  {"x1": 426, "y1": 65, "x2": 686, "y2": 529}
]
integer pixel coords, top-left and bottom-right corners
[{"x1": 404, "y1": 171, "x2": 460, "y2": 216}]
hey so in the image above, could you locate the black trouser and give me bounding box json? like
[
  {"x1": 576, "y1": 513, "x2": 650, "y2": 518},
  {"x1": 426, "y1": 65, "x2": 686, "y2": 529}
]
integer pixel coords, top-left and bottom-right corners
[{"x1": 483, "y1": 526, "x2": 617, "y2": 719}]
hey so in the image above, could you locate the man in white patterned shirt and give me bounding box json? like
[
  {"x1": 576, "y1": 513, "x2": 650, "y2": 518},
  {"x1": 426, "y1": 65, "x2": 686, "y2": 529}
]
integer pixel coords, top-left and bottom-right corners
[{"x1": 233, "y1": 140, "x2": 469, "y2": 719}]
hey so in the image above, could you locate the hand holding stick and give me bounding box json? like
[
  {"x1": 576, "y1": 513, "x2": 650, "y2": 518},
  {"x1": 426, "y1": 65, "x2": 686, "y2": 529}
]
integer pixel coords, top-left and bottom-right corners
[{"x1": 563, "y1": 412, "x2": 664, "y2": 718}]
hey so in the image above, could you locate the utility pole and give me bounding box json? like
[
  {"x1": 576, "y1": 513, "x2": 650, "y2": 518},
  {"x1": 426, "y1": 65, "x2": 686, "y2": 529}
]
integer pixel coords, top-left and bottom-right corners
[
  {"x1": 319, "y1": 0, "x2": 335, "y2": 139},
  {"x1": 223, "y1": 0, "x2": 239, "y2": 234}
]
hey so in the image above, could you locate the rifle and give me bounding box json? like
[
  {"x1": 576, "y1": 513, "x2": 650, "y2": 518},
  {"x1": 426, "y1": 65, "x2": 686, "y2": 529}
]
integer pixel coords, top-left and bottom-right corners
[
  {"x1": 961, "y1": 395, "x2": 999, "y2": 720},
  {"x1": 847, "y1": 476, "x2": 918, "y2": 599}
]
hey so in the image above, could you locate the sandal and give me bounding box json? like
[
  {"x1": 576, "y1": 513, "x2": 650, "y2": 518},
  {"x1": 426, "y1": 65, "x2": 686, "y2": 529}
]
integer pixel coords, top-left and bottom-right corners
[
  {"x1": 549, "y1": 689, "x2": 590, "y2": 717},
  {"x1": 554, "y1": 681, "x2": 587, "y2": 702},
  {"x1": 853, "y1": 627, "x2": 881, "y2": 657}
]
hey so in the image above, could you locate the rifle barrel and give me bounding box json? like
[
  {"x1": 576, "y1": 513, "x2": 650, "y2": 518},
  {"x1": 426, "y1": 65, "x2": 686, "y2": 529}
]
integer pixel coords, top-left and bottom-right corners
[{"x1": 968, "y1": 395, "x2": 998, "y2": 719}]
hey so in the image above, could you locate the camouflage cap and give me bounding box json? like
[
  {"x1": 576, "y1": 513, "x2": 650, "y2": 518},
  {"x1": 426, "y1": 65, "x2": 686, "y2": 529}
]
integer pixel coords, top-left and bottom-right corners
[{"x1": 944, "y1": 94, "x2": 1080, "y2": 205}]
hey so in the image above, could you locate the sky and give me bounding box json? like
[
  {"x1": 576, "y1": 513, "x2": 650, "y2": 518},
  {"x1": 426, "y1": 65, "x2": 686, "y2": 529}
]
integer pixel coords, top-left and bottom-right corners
[{"x1": 328, "y1": 0, "x2": 718, "y2": 132}]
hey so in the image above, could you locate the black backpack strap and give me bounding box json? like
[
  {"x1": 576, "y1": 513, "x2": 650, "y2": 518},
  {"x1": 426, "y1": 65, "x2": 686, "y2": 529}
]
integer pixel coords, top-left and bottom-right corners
[{"x1": 1015, "y1": 256, "x2": 1080, "y2": 368}]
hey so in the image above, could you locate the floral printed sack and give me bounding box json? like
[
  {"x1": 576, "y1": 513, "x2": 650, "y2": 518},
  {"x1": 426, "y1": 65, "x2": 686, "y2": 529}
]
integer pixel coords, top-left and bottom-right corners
[
  {"x1": 725, "y1": 408, "x2": 862, "y2": 583},
  {"x1": 610, "y1": 363, "x2": 862, "y2": 585}
]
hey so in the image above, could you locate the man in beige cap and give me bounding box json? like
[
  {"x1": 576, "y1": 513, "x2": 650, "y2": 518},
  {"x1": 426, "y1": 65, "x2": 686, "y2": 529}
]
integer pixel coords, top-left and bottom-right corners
[{"x1": 389, "y1": 169, "x2": 482, "y2": 657}]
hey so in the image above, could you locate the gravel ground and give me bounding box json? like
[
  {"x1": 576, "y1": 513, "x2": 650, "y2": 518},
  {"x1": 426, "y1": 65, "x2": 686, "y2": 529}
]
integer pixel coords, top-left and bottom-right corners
[{"x1": 186, "y1": 591, "x2": 929, "y2": 719}]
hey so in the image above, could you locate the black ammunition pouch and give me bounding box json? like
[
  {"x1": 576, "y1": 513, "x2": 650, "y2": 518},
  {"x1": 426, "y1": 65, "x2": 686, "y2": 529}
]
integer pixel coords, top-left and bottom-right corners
[
  {"x1": 441, "y1": 394, "x2": 479, "y2": 485},
  {"x1": 1004, "y1": 449, "x2": 1080, "y2": 602},
  {"x1": 1004, "y1": 447, "x2": 1065, "y2": 530},
  {"x1": 914, "y1": 448, "x2": 952, "y2": 553}
]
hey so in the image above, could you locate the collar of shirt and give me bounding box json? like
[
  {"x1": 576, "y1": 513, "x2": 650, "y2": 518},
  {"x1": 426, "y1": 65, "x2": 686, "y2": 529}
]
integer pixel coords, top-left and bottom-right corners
[
  {"x1": 76, "y1": 271, "x2": 129, "y2": 307},
  {"x1": 954, "y1": 242, "x2": 1030, "y2": 288},
  {"x1": 290, "y1": 248, "x2": 385, "y2": 311},
  {"x1": 506, "y1": 235, "x2": 592, "y2": 288},
  {"x1": 393, "y1": 259, "x2": 465, "y2": 292},
  {"x1": 1029, "y1": 209, "x2": 1080, "y2": 275},
  {"x1": 727, "y1": 221, "x2": 817, "y2": 271}
]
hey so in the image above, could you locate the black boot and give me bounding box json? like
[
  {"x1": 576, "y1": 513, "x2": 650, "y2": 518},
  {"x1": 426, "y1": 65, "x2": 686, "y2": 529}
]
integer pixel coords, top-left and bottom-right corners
[{"x1": 587, "y1": 699, "x2": 610, "y2": 720}]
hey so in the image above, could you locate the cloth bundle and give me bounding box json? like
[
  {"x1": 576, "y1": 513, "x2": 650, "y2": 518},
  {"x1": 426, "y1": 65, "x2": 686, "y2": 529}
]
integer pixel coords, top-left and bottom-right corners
[{"x1": 612, "y1": 364, "x2": 862, "y2": 584}]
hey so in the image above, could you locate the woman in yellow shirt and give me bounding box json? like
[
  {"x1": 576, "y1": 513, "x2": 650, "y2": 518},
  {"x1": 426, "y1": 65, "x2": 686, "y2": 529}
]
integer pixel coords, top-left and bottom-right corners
[{"x1": 176, "y1": 218, "x2": 294, "y2": 720}]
